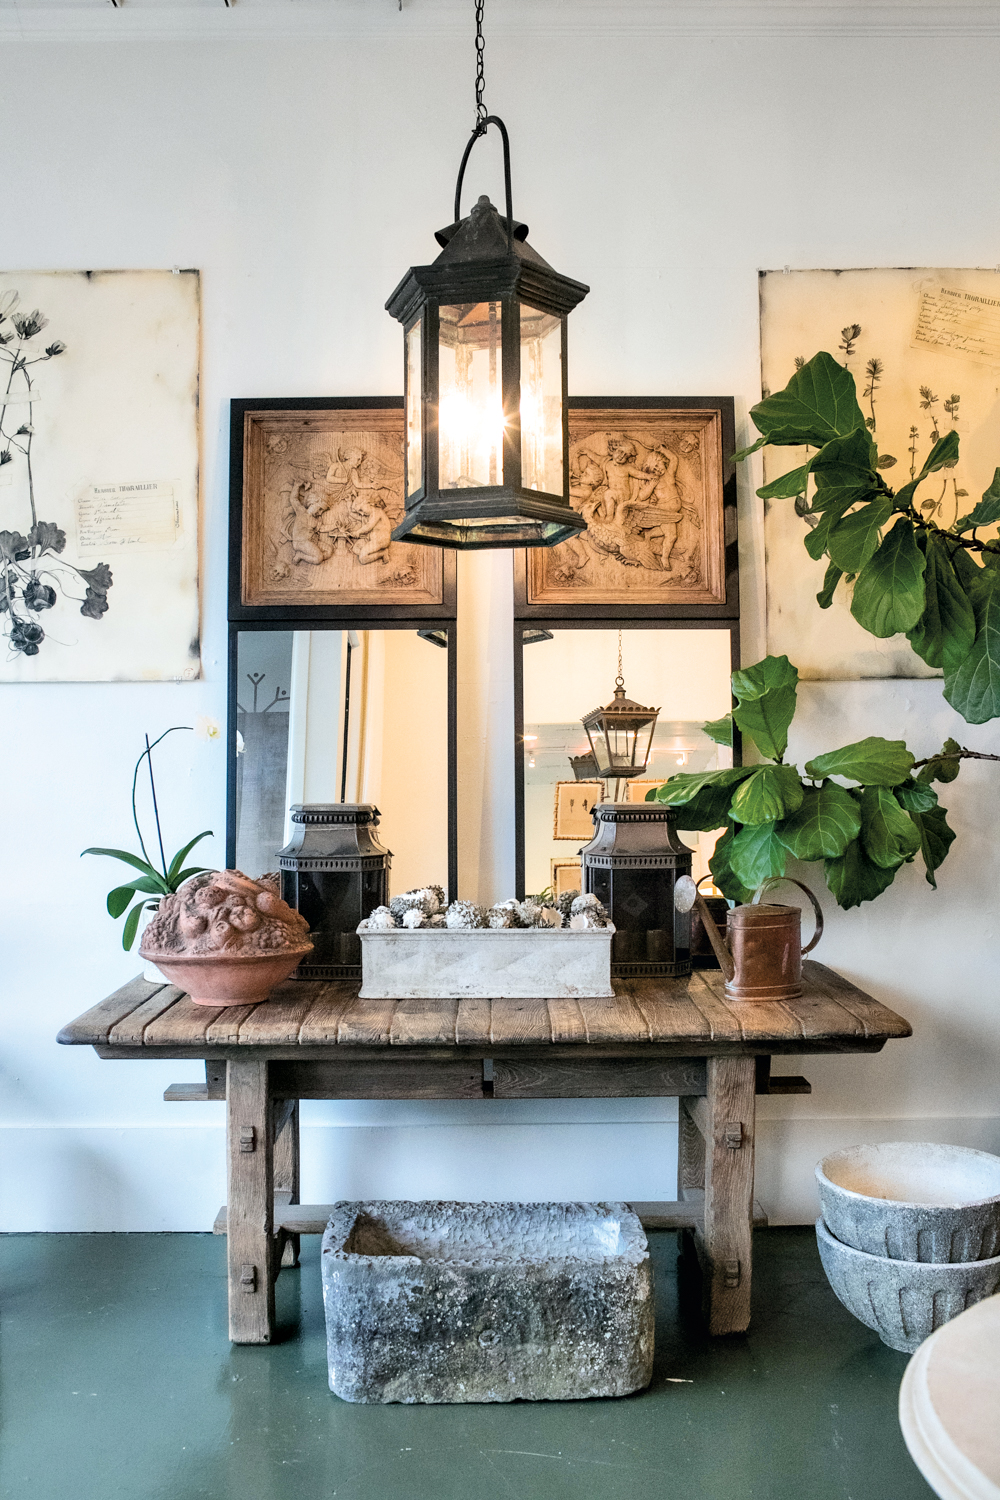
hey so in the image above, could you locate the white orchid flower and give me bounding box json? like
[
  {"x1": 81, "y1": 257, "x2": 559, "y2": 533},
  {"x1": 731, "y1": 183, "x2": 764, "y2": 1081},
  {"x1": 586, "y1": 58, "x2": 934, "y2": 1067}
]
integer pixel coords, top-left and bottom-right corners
[{"x1": 194, "y1": 715, "x2": 223, "y2": 743}]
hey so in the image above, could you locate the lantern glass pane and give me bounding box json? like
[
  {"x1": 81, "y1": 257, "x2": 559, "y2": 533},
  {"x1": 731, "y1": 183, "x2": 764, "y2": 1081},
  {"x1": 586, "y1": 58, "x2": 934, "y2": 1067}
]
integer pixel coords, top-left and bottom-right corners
[
  {"x1": 520, "y1": 304, "x2": 563, "y2": 495},
  {"x1": 438, "y1": 302, "x2": 504, "y2": 490},
  {"x1": 405, "y1": 319, "x2": 422, "y2": 497}
]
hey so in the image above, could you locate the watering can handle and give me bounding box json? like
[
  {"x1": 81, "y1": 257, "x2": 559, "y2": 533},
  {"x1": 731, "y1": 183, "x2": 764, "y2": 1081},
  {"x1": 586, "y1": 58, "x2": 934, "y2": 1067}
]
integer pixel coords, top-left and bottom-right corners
[{"x1": 752, "y1": 877, "x2": 824, "y2": 955}]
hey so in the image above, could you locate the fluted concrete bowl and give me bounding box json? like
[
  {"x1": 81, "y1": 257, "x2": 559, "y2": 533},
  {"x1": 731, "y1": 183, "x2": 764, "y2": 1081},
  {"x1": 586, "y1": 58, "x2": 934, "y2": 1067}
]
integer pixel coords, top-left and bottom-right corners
[
  {"x1": 816, "y1": 1143, "x2": 1000, "y2": 1263},
  {"x1": 816, "y1": 1218, "x2": 1000, "y2": 1353}
]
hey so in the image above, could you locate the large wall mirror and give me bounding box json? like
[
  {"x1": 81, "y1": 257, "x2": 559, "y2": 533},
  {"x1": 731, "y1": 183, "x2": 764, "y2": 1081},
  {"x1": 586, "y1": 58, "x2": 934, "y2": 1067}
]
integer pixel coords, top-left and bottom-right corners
[
  {"x1": 228, "y1": 625, "x2": 456, "y2": 898},
  {"x1": 515, "y1": 624, "x2": 736, "y2": 899}
]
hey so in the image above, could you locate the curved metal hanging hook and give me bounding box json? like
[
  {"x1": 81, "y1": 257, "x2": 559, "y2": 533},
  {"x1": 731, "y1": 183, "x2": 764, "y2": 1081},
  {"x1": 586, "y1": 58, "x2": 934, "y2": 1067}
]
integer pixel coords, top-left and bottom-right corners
[{"x1": 453, "y1": 114, "x2": 514, "y2": 252}]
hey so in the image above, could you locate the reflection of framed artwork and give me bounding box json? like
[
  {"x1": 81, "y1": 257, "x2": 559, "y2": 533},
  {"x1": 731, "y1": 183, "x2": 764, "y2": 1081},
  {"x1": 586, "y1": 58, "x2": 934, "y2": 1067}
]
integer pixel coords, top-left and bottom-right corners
[
  {"x1": 551, "y1": 858, "x2": 582, "y2": 899},
  {"x1": 230, "y1": 398, "x2": 456, "y2": 621},
  {"x1": 625, "y1": 780, "x2": 663, "y2": 804},
  {"x1": 553, "y1": 780, "x2": 604, "y2": 839},
  {"x1": 515, "y1": 397, "x2": 737, "y2": 620}
]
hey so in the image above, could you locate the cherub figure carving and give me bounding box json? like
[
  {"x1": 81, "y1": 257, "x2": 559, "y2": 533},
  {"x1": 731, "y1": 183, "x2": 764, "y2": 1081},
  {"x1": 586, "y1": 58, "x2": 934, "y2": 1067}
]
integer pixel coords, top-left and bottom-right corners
[{"x1": 288, "y1": 481, "x2": 334, "y2": 565}]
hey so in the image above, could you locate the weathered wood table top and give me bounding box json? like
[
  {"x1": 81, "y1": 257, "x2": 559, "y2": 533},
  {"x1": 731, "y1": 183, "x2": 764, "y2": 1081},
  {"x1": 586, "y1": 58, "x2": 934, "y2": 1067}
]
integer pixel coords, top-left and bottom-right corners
[
  {"x1": 58, "y1": 960, "x2": 911, "y2": 1059},
  {"x1": 58, "y1": 962, "x2": 911, "y2": 1347}
]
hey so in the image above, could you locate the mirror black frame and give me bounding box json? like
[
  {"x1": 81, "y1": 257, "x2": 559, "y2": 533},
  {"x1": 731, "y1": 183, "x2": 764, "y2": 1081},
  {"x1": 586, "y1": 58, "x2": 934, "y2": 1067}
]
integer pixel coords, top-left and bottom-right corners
[
  {"x1": 226, "y1": 619, "x2": 458, "y2": 900},
  {"x1": 513, "y1": 619, "x2": 740, "y2": 898}
]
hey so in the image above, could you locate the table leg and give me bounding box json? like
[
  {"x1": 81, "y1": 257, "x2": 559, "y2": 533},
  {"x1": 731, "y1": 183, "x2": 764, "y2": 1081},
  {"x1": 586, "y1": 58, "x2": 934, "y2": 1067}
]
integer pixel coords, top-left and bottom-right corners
[
  {"x1": 698, "y1": 1055, "x2": 756, "y2": 1336},
  {"x1": 226, "y1": 1058, "x2": 276, "y2": 1344},
  {"x1": 275, "y1": 1099, "x2": 301, "y2": 1270}
]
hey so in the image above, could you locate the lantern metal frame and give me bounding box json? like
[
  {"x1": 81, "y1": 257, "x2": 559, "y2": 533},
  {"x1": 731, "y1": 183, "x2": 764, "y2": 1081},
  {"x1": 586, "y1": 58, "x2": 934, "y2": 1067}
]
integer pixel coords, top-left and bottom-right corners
[
  {"x1": 385, "y1": 117, "x2": 590, "y2": 549},
  {"x1": 580, "y1": 681, "x2": 660, "y2": 790}
]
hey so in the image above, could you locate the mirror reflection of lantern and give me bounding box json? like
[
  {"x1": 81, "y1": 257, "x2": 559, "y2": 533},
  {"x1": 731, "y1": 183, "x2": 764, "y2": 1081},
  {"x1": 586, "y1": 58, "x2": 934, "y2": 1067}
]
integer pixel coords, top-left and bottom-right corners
[{"x1": 580, "y1": 635, "x2": 659, "y2": 799}]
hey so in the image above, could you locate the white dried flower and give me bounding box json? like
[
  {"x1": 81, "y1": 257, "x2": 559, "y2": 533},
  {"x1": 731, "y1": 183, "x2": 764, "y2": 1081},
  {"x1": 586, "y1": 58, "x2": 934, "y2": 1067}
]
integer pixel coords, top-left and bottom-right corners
[
  {"x1": 401, "y1": 908, "x2": 426, "y2": 930},
  {"x1": 366, "y1": 905, "x2": 396, "y2": 931}
]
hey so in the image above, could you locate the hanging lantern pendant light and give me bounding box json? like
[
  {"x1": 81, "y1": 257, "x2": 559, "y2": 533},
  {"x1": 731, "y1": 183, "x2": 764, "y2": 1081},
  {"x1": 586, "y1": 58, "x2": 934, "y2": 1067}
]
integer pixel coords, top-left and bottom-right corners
[
  {"x1": 385, "y1": 0, "x2": 590, "y2": 550},
  {"x1": 581, "y1": 632, "x2": 660, "y2": 799}
]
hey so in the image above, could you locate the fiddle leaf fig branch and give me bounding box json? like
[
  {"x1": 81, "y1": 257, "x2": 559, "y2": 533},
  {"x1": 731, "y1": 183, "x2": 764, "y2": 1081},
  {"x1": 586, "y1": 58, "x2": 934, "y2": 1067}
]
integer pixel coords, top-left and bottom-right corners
[
  {"x1": 646, "y1": 654, "x2": 967, "y2": 910},
  {"x1": 734, "y1": 351, "x2": 1000, "y2": 724}
]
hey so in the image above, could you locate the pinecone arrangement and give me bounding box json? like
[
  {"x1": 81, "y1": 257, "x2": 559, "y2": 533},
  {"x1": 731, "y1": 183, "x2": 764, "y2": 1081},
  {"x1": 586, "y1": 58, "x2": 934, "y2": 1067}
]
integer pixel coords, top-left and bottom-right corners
[{"x1": 358, "y1": 887, "x2": 609, "y2": 932}]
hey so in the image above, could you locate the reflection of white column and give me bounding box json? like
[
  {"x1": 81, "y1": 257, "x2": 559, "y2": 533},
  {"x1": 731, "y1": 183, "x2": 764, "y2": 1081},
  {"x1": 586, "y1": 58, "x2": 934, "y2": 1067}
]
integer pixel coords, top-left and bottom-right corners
[
  {"x1": 457, "y1": 551, "x2": 515, "y2": 905},
  {"x1": 283, "y1": 631, "x2": 345, "y2": 842}
]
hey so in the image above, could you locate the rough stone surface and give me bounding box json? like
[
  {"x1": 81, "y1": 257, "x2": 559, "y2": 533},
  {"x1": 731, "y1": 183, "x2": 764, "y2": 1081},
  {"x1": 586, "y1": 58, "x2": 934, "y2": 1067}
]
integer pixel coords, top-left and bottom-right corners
[
  {"x1": 357, "y1": 927, "x2": 615, "y2": 999},
  {"x1": 815, "y1": 1218, "x2": 1000, "y2": 1353},
  {"x1": 817, "y1": 1143, "x2": 1000, "y2": 1263},
  {"x1": 322, "y1": 1201, "x2": 654, "y2": 1404}
]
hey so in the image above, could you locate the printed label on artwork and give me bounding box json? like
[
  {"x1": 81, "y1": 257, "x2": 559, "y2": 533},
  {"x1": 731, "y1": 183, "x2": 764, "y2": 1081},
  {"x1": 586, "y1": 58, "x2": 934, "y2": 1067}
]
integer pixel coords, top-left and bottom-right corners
[{"x1": 76, "y1": 481, "x2": 181, "y2": 552}]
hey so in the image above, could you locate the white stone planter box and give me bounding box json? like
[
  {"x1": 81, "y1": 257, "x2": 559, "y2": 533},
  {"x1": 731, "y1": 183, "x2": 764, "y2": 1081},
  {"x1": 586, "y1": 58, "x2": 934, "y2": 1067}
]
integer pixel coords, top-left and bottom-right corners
[
  {"x1": 357, "y1": 925, "x2": 615, "y2": 1000},
  {"x1": 322, "y1": 1200, "x2": 653, "y2": 1403}
]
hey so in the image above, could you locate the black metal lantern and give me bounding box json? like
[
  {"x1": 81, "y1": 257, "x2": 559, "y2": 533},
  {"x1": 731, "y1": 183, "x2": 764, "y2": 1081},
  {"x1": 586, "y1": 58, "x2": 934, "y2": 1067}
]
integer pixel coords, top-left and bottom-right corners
[
  {"x1": 278, "y1": 804, "x2": 391, "y2": 980},
  {"x1": 384, "y1": 6, "x2": 589, "y2": 549},
  {"x1": 580, "y1": 804, "x2": 693, "y2": 978}
]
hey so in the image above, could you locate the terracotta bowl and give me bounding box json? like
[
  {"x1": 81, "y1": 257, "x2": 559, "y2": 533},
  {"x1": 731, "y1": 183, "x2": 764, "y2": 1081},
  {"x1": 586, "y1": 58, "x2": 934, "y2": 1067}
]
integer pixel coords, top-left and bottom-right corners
[{"x1": 138, "y1": 945, "x2": 313, "y2": 1006}]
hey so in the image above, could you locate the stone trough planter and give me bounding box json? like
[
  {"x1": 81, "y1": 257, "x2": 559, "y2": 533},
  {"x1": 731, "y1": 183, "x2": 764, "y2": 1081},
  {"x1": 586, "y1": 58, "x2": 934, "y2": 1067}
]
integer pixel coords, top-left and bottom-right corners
[
  {"x1": 321, "y1": 1200, "x2": 653, "y2": 1403},
  {"x1": 357, "y1": 927, "x2": 615, "y2": 1000},
  {"x1": 817, "y1": 1143, "x2": 1000, "y2": 1263}
]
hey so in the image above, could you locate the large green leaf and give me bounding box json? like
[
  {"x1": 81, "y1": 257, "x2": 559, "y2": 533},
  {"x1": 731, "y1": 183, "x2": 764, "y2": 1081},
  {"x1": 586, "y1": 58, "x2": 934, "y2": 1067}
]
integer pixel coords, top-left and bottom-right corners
[
  {"x1": 167, "y1": 829, "x2": 214, "y2": 883},
  {"x1": 777, "y1": 782, "x2": 861, "y2": 861},
  {"x1": 943, "y1": 568, "x2": 1000, "y2": 724},
  {"x1": 805, "y1": 736, "x2": 914, "y2": 785},
  {"x1": 653, "y1": 766, "x2": 755, "y2": 809},
  {"x1": 107, "y1": 884, "x2": 140, "y2": 919},
  {"x1": 701, "y1": 714, "x2": 734, "y2": 747},
  {"x1": 730, "y1": 654, "x2": 798, "y2": 761},
  {"x1": 758, "y1": 464, "x2": 813, "y2": 501},
  {"x1": 824, "y1": 838, "x2": 899, "y2": 910},
  {"x1": 666, "y1": 781, "x2": 745, "y2": 830},
  {"x1": 122, "y1": 900, "x2": 156, "y2": 952},
  {"x1": 916, "y1": 737, "x2": 962, "y2": 785},
  {"x1": 728, "y1": 821, "x2": 789, "y2": 890},
  {"x1": 851, "y1": 520, "x2": 927, "y2": 638},
  {"x1": 816, "y1": 562, "x2": 844, "y2": 609},
  {"x1": 894, "y1": 779, "x2": 938, "y2": 813},
  {"x1": 708, "y1": 825, "x2": 755, "y2": 904},
  {"x1": 954, "y1": 467, "x2": 1000, "y2": 533},
  {"x1": 859, "y1": 785, "x2": 922, "y2": 869},
  {"x1": 81, "y1": 846, "x2": 164, "y2": 881},
  {"x1": 905, "y1": 532, "x2": 975, "y2": 672},
  {"x1": 746, "y1": 353, "x2": 866, "y2": 449},
  {"x1": 907, "y1": 804, "x2": 956, "y2": 888},
  {"x1": 809, "y1": 427, "x2": 878, "y2": 486},
  {"x1": 826, "y1": 497, "x2": 893, "y2": 573},
  {"x1": 730, "y1": 765, "x2": 805, "y2": 825},
  {"x1": 917, "y1": 429, "x2": 960, "y2": 478},
  {"x1": 803, "y1": 492, "x2": 860, "y2": 561}
]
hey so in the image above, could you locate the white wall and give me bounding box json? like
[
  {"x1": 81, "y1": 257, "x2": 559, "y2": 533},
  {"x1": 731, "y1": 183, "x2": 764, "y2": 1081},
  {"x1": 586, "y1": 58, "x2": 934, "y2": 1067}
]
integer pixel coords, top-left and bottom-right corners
[{"x1": 2, "y1": 1, "x2": 999, "y2": 1230}]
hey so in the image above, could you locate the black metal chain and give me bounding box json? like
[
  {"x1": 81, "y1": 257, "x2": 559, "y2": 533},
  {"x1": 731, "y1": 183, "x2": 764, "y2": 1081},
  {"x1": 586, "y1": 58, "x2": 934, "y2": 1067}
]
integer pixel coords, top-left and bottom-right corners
[{"x1": 473, "y1": 0, "x2": 487, "y2": 132}]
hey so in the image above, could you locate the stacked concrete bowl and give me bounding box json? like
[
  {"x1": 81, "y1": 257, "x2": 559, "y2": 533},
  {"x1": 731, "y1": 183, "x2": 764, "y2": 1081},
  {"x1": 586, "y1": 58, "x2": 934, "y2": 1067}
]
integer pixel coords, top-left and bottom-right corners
[{"x1": 815, "y1": 1143, "x2": 1000, "y2": 1353}]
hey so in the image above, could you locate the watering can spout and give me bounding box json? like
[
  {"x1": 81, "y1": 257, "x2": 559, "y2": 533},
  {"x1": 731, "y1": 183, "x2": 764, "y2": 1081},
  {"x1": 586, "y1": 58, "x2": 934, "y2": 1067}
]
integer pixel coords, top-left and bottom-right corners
[{"x1": 674, "y1": 875, "x2": 735, "y2": 981}]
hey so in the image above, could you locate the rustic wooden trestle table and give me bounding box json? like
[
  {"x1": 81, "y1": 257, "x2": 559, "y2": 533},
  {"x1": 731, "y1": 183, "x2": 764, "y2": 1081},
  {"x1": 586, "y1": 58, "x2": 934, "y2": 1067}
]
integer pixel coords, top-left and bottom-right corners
[{"x1": 59, "y1": 962, "x2": 911, "y2": 1345}]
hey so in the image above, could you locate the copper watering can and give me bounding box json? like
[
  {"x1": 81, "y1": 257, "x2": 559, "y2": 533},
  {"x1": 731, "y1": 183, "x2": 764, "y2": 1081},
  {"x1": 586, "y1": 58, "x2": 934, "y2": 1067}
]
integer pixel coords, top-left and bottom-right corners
[{"x1": 674, "y1": 875, "x2": 823, "y2": 1001}]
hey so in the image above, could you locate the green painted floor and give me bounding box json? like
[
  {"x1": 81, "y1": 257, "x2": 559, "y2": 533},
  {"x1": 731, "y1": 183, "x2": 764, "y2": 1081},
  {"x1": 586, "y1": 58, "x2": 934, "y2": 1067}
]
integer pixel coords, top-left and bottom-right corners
[{"x1": 0, "y1": 1229, "x2": 932, "y2": 1500}]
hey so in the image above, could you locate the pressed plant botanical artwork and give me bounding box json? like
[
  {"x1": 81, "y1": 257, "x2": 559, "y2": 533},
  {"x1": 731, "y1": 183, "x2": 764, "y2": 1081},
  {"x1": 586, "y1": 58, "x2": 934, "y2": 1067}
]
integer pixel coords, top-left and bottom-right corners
[
  {"x1": 0, "y1": 270, "x2": 200, "y2": 683},
  {"x1": 759, "y1": 269, "x2": 1000, "y2": 680},
  {"x1": 0, "y1": 295, "x2": 112, "y2": 657}
]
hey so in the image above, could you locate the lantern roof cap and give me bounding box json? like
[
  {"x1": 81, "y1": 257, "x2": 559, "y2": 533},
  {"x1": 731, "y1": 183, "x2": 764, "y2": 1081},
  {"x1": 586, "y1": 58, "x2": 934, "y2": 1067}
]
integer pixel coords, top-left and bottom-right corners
[
  {"x1": 582, "y1": 683, "x2": 660, "y2": 725},
  {"x1": 385, "y1": 194, "x2": 589, "y2": 325}
]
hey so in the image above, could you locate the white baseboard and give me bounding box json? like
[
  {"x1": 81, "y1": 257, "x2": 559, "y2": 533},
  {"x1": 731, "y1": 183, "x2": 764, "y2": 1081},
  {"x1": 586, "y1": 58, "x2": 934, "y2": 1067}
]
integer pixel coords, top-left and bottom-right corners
[{"x1": 1, "y1": 1116, "x2": 997, "y2": 1233}]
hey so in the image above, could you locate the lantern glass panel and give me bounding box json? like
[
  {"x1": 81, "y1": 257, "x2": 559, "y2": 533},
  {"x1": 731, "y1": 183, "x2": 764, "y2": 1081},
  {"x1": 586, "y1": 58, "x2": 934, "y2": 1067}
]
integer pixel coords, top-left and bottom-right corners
[
  {"x1": 520, "y1": 303, "x2": 562, "y2": 496},
  {"x1": 405, "y1": 318, "x2": 422, "y2": 497},
  {"x1": 438, "y1": 301, "x2": 504, "y2": 491}
]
